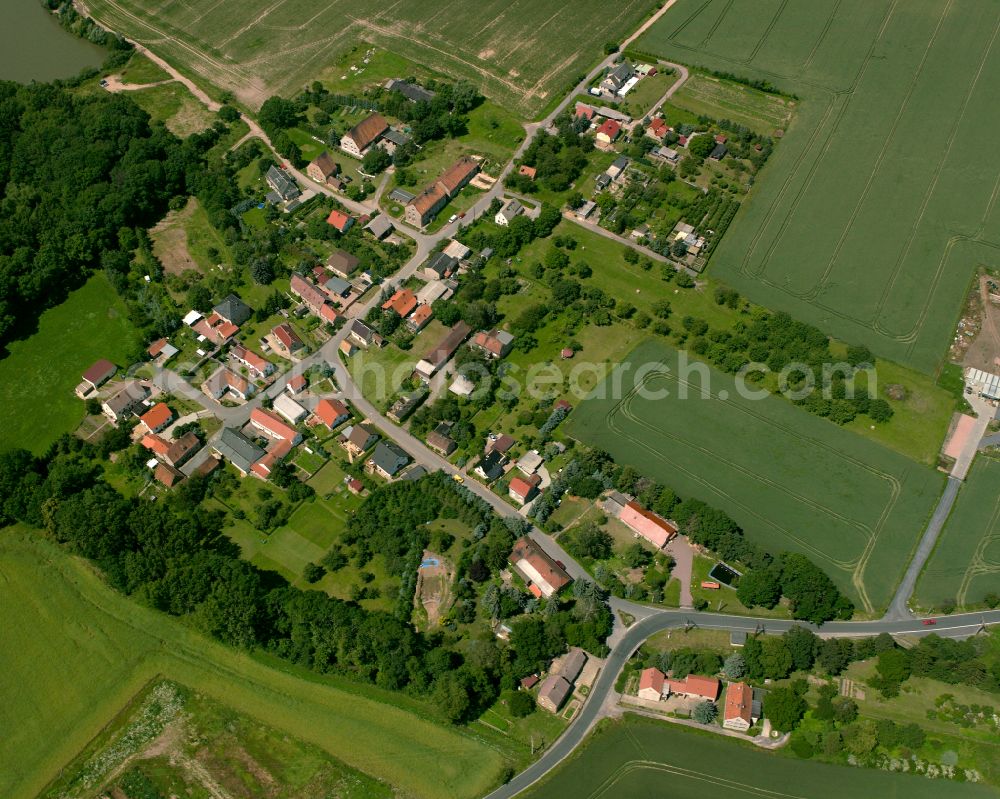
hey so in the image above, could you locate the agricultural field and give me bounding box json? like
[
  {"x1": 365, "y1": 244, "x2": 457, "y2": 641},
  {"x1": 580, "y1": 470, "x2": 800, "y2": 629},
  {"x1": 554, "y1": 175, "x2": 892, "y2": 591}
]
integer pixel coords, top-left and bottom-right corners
[
  {"x1": 565, "y1": 339, "x2": 945, "y2": 613},
  {"x1": 41, "y1": 680, "x2": 392, "y2": 799},
  {"x1": 83, "y1": 0, "x2": 658, "y2": 116},
  {"x1": 0, "y1": 275, "x2": 142, "y2": 454},
  {"x1": 668, "y1": 70, "x2": 796, "y2": 134},
  {"x1": 637, "y1": 0, "x2": 1000, "y2": 374},
  {"x1": 0, "y1": 526, "x2": 504, "y2": 799},
  {"x1": 915, "y1": 458, "x2": 1000, "y2": 610},
  {"x1": 523, "y1": 717, "x2": 992, "y2": 799}
]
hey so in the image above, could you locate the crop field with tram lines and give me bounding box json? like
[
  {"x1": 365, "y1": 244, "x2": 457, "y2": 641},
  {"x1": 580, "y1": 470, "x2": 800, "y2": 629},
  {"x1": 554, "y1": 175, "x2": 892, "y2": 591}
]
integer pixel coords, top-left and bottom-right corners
[
  {"x1": 636, "y1": 0, "x2": 1000, "y2": 374},
  {"x1": 916, "y1": 458, "x2": 1000, "y2": 610},
  {"x1": 565, "y1": 340, "x2": 944, "y2": 614},
  {"x1": 83, "y1": 0, "x2": 657, "y2": 114}
]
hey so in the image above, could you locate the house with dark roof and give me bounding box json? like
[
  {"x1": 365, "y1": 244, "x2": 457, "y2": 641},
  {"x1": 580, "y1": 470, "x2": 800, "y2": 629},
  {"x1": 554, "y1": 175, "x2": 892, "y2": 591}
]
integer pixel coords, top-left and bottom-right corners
[
  {"x1": 602, "y1": 60, "x2": 634, "y2": 93},
  {"x1": 537, "y1": 675, "x2": 572, "y2": 713},
  {"x1": 101, "y1": 381, "x2": 149, "y2": 423},
  {"x1": 365, "y1": 214, "x2": 394, "y2": 240},
  {"x1": 427, "y1": 422, "x2": 456, "y2": 455},
  {"x1": 327, "y1": 249, "x2": 361, "y2": 279},
  {"x1": 366, "y1": 440, "x2": 410, "y2": 479},
  {"x1": 495, "y1": 199, "x2": 523, "y2": 226},
  {"x1": 213, "y1": 295, "x2": 252, "y2": 326},
  {"x1": 389, "y1": 187, "x2": 416, "y2": 204},
  {"x1": 265, "y1": 166, "x2": 300, "y2": 203},
  {"x1": 474, "y1": 449, "x2": 507, "y2": 482},
  {"x1": 710, "y1": 142, "x2": 728, "y2": 160},
  {"x1": 423, "y1": 251, "x2": 458, "y2": 280},
  {"x1": 385, "y1": 78, "x2": 436, "y2": 104},
  {"x1": 213, "y1": 427, "x2": 266, "y2": 475},
  {"x1": 387, "y1": 391, "x2": 426, "y2": 424},
  {"x1": 415, "y1": 320, "x2": 472, "y2": 380},
  {"x1": 306, "y1": 151, "x2": 339, "y2": 184},
  {"x1": 347, "y1": 319, "x2": 384, "y2": 349},
  {"x1": 343, "y1": 422, "x2": 379, "y2": 457},
  {"x1": 340, "y1": 112, "x2": 389, "y2": 158},
  {"x1": 164, "y1": 431, "x2": 202, "y2": 469}
]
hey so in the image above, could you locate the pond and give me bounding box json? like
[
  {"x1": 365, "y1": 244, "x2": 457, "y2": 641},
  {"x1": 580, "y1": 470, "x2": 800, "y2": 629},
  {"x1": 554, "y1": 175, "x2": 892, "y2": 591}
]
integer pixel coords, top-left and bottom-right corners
[
  {"x1": 0, "y1": 2, "x2": 104, "y2": 84},
  {"x1": 708, "y1": 561, "x2": 741, "y2": 586}
]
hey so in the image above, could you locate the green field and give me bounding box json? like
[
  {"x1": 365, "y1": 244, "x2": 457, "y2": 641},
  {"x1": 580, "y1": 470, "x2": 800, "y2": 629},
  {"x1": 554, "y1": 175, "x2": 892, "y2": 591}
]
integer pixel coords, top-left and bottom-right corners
[
  {"x1": 915, "y1": 458, "x2": 1000, "y2": 609},
  {"x1": 669, "y1": 70, "x2": 796, "y2": 134},
  {"x1": 0, "y1": 526, "x2": 503, "y2": 799},
  {"x1": 0, "y1": 275, "x2": 141, "y2": 454},
  {"x1": 84, "y1": 0, "x2": 657, "y2": 116},
  {"x1": 523, "y1": 717, "x2": 994, "y2": 799},
  {"x1": 565, "y1": 339, "x2": 944, "y2": 613},
  {"x1": 637, "y1": 0, "x2": 1000, "y2": 373}
]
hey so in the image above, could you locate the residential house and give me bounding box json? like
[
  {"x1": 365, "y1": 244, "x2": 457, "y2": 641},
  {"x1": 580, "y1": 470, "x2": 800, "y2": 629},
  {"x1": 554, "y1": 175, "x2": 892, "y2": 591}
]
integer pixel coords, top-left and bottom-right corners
[
  {"x1": 291, "y1": 273, "x2": 332, "y2": 316},
  {"x1": 347, "y1": 319, "x2": 384, "y2": 349},
  {"x1": 385, "y1": 78, "x2": 435, "y2": 103},
  {"x1": 366, "y1": 440, "x2": 410, "y2": 479},
  {"x1": 250, "y1": 407, "x2": 302, "y2": 448},
  {"x1": 344, "y1": 422, "x2": 378, "y2": 457},
  {"x1": 340, "y1": 112, "x2": 389, "y2": 158},
  {"x1": 442, "y1": 239, "x2": 472, "y2": 261},
  {"x1": 381, "y1": 129, "x2": 411, "y2": 155},
  {"x1": 650, "y1": 146, "x2": 680, "y2": 164},
  {"x1": 509, "y1": 474, "x2": 541, "y2": 505},
  {"x1": 602, "y1": 60, "x2": 634, "y2": 93},
  {"x1": 164, "y1": 432, "x2": 201, "y2": 469},
  {"x1": 314, "y1": 398, "x2": 350, "y2": 430},
  {"x1": 424, "y1": 252, "x2": 457, "y2": 280},
  {"x1": 594, "y1": 173, "x2": 612, "y2": 191},
  {"x1": 287, "y1": 374, "x2": 307, "y2": 394},
  {"x1": 666, "y1": 674, "x2": 720, "y2": 701},
  {"x1": 710, "y1": 142, "x2": 728, "y2": 161},
  {"x1": 387, "y1": 392, "x2": 426, "y2": 424},
  {"x1": 408, "y1": 304, "x2": 433, "y2": 332},
  {"x1": 326, "y1": 209, "x2": 355, "y2": 233},
  {"x1": 638, "y1": 668, "x2": 665, "y2": 701},
  {"x1": 324, "y1": 275, "x2": 352, "y2": 299},
  {"x1": 471, "y1": 329, "x2": 515, "y2": 359},
  {"x1": 537, "y1": 675, "x2": 572, "y2": 713},
  {"x1": 488, "y1": 434, "x2": 515, "y2": 455},
  {"x1": 147, "y1": 339, "x2": 178, "y2": 363},
  {"x1": 575, "y1": 102, "x2": 596, "y2": 122},
  {"x1": 213, "y1": 295, "x2": 253, "y2": 327},
  {"x1": 559, "y1": 648, "x2": 588, "y2": 683},
  {"x1": 619, "y1": 500, "x2": 678, "y2": 548},
  {"x1": 195, "y1": 456, "x2": 221, "y2": 477},
  {"x1": 154, "y1": 463, "x2": 185, "y2": 488},
  {"x1": 192, "y1": 313, "x2": 240, "y2": 346},
  {"x1": 327, "y1": 249, "x2": 361, "y2": 279},
  {"x1": 647, "y1": 118, "x2": 669, "y2": 141},
  {"x1": 141, "y1": 433, "x2": 170, "y2": 457},
  {"x1": 495, "y1": 199, "x2": 523, "y2": 226},
  {"x1": 202, "y1": 366, "x2": 254, "y2": 401},
  {"x1": 213, "y1": 427, "x2": 265, "y2": 475},
  {"x1": 272, "y1": 393, "x2": 308, "y2": 425},
  {"x1": 272, "y1": 323, "x2": 304, "y2": 354},
  {"x1": 601, "y1": 490, "x2": 631, "y2": 517},
  {"x1": 81, "y1": 359, "x2": 117, "y2": 391},
  {"x1": 575, "y1": 200, "x2": 596, "y2": 220},
  {"x1": 381, "y1": 288, "x2": 417, "y2": 318},
  {"x1": 416, "y1": 279, "x2": 451, "y2": 305},
  {"x1": 516, "y1": 450, "x2": 543, "y2": 475},
  {"x1": 306, "y1": 151, "x2": 339, "y2": 184},
  {"x1": 265, "y1": 166, "x2": 300, "y2": 203},
  {"x1": 138, "y1": 402, "x2": 173, "y2": 434},
  {"x1": 427, "y1": 422, "x2": 456, "y2": 455},
  {"x1": 230, "y1": 343, "x2": 274, "y2": 379},
  {"x1": 347, "y1": 478, "x2": 364, "y2": 495},
  {"x1": 365, "y1": 214, "x2": 394, "y2": 240},
  {"x1": 595, "y1": 119, "x2": 621, "y2": 145},
  {"x1": 723, "y1": 682, "x2": 757, "y2": 731},
  {"x1": 102, "y1": 381, "x2": 149, "y2": 423},
  {"x1": 250, "y1": 437, "x2": 294, "y2": 480},
  {"x1": 518, "y1": 165, "x2": 537, "y2": 180},
  {"x1": 474, "y1": 449, "x2": 507, "y2": 481},
  {"x1": 508, "y1": 536, "x2": 571, "y2": 598},
  {"x1": 607, "y1": 156, "x2": 630, "y2": 180},
  {"x1": 415, "y1": 320, "x2": 472, "y2": 380},
  {"x1": 404, "y1": 157, "x2": 479, "y2": 227}
]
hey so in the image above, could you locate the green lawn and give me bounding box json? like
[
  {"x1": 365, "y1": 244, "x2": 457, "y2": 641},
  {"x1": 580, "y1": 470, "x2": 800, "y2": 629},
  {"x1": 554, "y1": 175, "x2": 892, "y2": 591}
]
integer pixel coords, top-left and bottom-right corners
[
  {"x1": 523, "y1": 717, "x2": 994, "y2": 799},
  {"x1": 116, "y1": 52, "x2": 172, "y2": 84},
  {"x1": 638, "y1": 0, "x2": 1000, "y2": 373},
  {"x1": 0, "y1": 527, "x2": 504, "y2": 799},
  {"x1": 669, "y1": 71, "x2": 796, "y2": 134},
  {"x1": 565, "y1": 339, "x2": 945, "y2": 614},
  {"x1": 125, "y1": 81, "x2": 217, "y2": 136},
  {"x1": 348, "y1": 322, "x2": 446, "y2": 408},
  {"x1": 0, "y1": 274, "x2": 142, "y2": 454},
  {"x1": 915, "y1": 457, "x2": 1000, "y2": 610}
]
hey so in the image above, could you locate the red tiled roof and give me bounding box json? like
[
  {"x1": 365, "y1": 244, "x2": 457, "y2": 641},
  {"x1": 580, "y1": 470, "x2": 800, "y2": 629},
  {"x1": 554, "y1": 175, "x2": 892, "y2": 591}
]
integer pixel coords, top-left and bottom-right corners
[
  {"x1": 139, "y1": 402, "x2": 172, "y2": 431},
  {"x1": 82, "y1": 359, "x2": 116, "y2": 384},
  {"x1": 437, "y1": 156, "x2": 479, "y2": 195},
  {"x1": 509, "y1": 476, "x2": 538, "y2": 501},
  {"x1": 231, "y1": 343, "x2": 270, "y2": 375},
  {"x1": 147, "y1": 339, "x2": 167, "y2": 357},
  {"x1": 154, "y1": 463, "x2": 184, "y2": 487},
  {"x1": 575, "y1": 102, "x2": 595, "y2": 120},
  {"x1": 409, "y1": 304, "x2": 433, "y2": 327},
  {"x1": 667, "y1": 674, "x2": 720, "y2": 700},
  {"x1": 272, "y1": 323, "x2": 302, "y2": 350},
  {"x1": 326, "y1": 209, "x2": 353, "y2": 231},
  {"x1": 619, "y1": 501, "x2": 677, "y2": 548},
  {"x1": 141, "y1": 433, "x2": 170, "y2": 456},
  {"x1": 315, "y1": 398, "x2": 349, "y2": 429},
  {"x1": 518, "y1": 165, "x2": 537, "y2": 179},
  {"x1": 288, "y1": 374, "x2": 307, "y2": 391},
  {"x1": 250, "y1": 407, "x2": 299, "y2": 441},
  {"x1": 381, "y1": 288, "x2": 417, "y2": 318},
  {"x1": 725, "y1": 681, "x2": 753, "y2": 724},
  {"x1": 648, "y1": 118, "x2": 668, "y2": 138},
  {"x1": 639, "y1": 667, "x2": 665, "y2": 695},
  {"x1": 596, "y1": 119, "x2": 621, "y2": 139},
  {"x1": 508, "y1": 537, "x2": 571, "y2": 597}
]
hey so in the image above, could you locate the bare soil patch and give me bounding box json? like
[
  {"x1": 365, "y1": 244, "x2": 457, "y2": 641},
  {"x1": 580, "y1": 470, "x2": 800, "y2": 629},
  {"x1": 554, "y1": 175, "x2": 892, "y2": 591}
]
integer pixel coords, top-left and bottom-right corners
[
  {"x1": 414, "y1": 550, "x2": 453, "y2": 627},
  {"x1": 151, "y1": 198, "x2": 201, "y2": 276}
]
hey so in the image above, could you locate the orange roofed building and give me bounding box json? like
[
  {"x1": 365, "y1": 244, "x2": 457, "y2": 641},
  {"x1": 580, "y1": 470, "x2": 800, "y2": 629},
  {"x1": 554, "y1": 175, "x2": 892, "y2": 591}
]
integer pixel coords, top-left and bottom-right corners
[
  {"x1": 667, "y1": 674, "x2": 720, "y2": 701},
  {"x1": 619, "y1": 501, "x2": 677, "y2": 548},
  {"x1": 381, "y1": 288, "x2": 417, "y2": 318},
  {"x1": 723, "y1": 681, "x2": 757, "y2": 731},
  {"x1": 508, "y1": 536, "x2": 571, "y2": 598}
]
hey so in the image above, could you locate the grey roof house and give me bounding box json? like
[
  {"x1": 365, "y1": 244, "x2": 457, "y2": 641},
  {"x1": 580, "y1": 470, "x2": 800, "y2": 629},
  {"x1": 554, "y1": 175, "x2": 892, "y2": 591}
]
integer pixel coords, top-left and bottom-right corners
[
  {"x1": 213, "y1": 294, "x2": 252, "y2": 325},
  {"x1": 265, "y1": 165, "x2": 301, "y2": 203},
  {"x1": 367, "y1": 440, "x2": 410, "y2": 478},
  {"x1": 214, "y1": 427, "x2": 265, "y2": 475}
]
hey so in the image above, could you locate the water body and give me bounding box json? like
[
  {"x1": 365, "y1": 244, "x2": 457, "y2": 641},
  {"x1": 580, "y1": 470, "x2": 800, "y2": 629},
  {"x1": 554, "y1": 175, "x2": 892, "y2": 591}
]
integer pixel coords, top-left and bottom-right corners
[{"x1": 0, "y1": 2, "x2": 104, "y2": 83}]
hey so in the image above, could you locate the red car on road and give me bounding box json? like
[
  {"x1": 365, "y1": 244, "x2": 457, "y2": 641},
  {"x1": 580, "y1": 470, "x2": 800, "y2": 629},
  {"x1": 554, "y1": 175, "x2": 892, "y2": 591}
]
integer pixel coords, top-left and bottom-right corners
[{"x1": 922, "y1": 619, "x2": 937, "y2": 626}]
